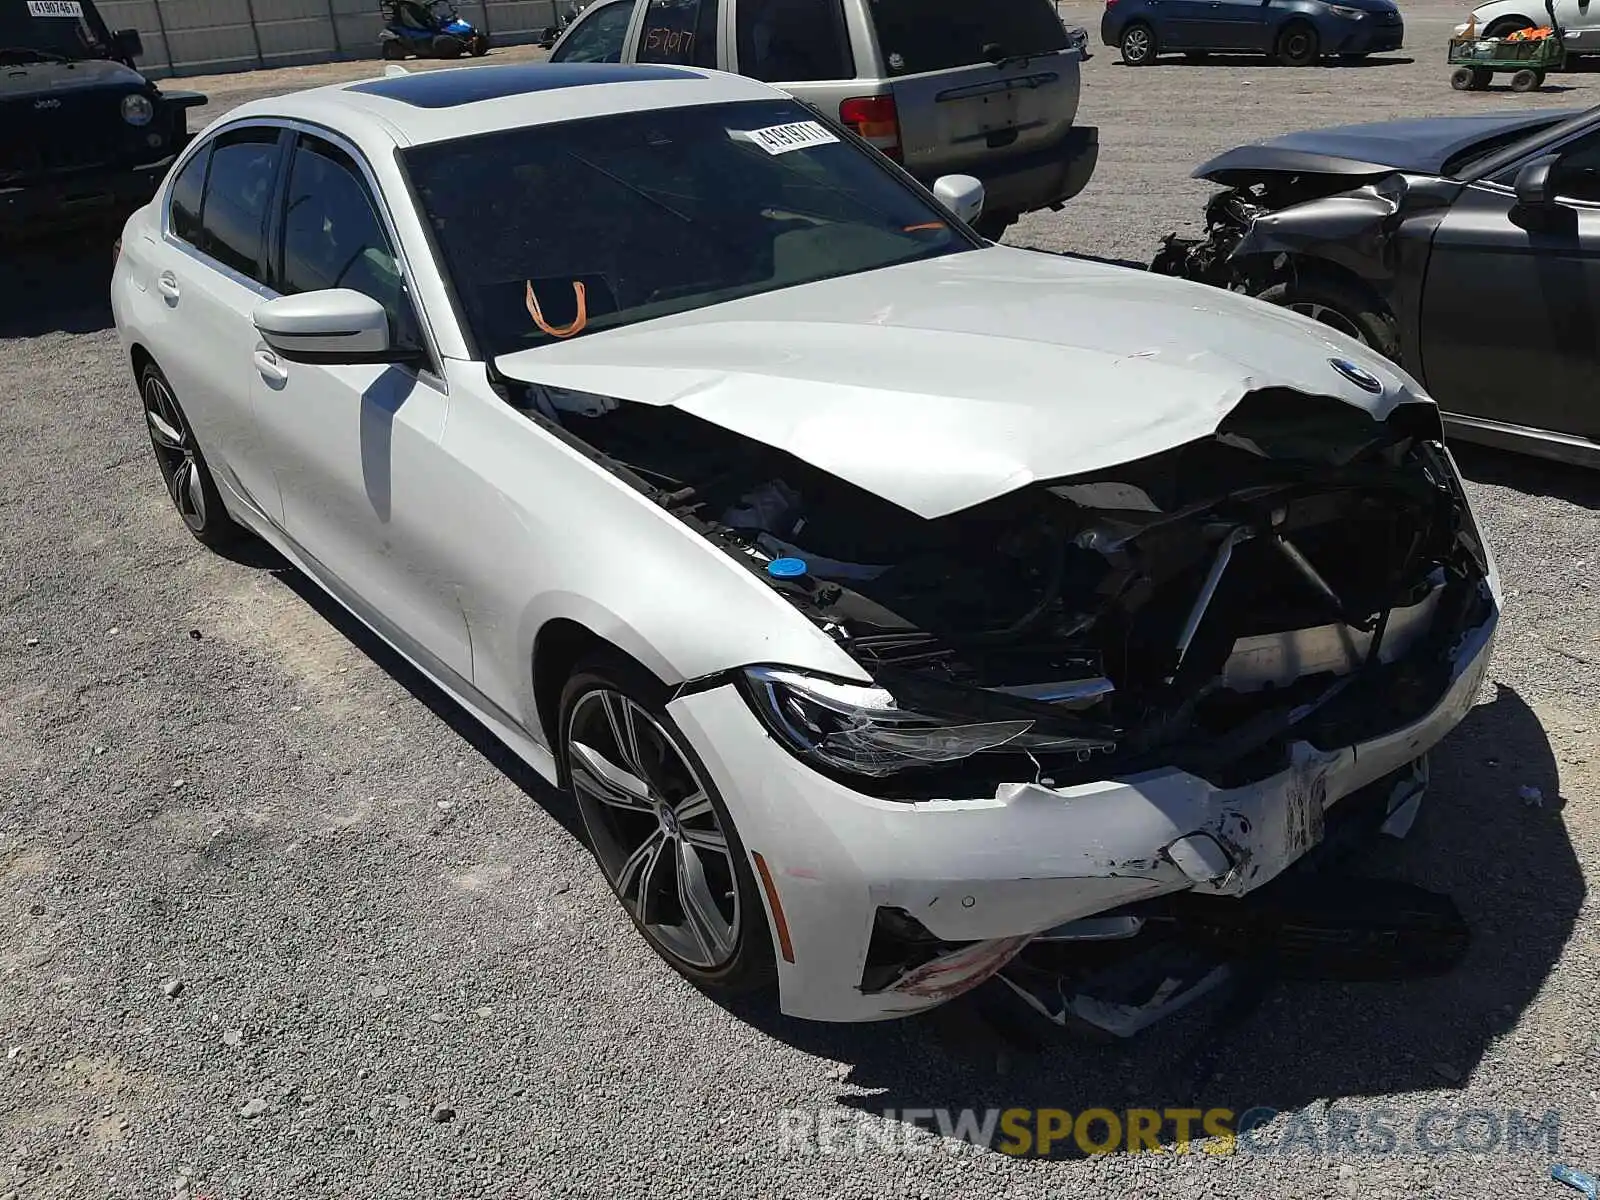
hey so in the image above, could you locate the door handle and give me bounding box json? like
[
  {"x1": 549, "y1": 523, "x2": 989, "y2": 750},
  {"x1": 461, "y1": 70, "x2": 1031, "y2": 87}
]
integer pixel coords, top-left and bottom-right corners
[
  {"x1": 253, "y1": 348, "x2": 287, "y2": 384},
  {"x1": 156, "y1": 271, "x2": 180, "y2": 302}
]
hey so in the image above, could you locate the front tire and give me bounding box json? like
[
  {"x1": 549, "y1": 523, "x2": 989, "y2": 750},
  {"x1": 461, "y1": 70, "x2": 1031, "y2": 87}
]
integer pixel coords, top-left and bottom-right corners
[
  {"x1": 559, "y1": 651, "x2": 776, "y2": 995},
  {"x1": 431, "y1": 34, "x2": 463, "y2": 57},
  {"x1": 471, "y1": 33, "x2": 490, "y2": 55},
  {"x1": 381, "y1": 37, "x2": 406, "y2": 59},
  {"x1": 1510, "y1": 67, "x2": 1540, "y2": 91},
  {"x1": 1120, "y1": 22, "x2": 1157, "y2": 65},
  {"x1": 1276, "y1": 21, "x2": 1319, "y2": 66},
  {"x1": 1256, "y1": 276, "x2": 1400, "y2": 361},
  {"x1": 1484, "y1": 15, "x2": 1535, "y2": 37},
  {"x1": 139, "y1": 361, "x2": 244, "y2": 549}
]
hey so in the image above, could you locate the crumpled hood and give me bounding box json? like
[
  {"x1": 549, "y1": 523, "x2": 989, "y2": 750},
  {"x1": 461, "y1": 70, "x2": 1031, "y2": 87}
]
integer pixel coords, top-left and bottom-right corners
[
  {"x1": 1196, "y1": 109, "x2": 1578, "y2": 183},
  {"x1": 494, "y1": 245, "x2": 1434, "y2": 520}
]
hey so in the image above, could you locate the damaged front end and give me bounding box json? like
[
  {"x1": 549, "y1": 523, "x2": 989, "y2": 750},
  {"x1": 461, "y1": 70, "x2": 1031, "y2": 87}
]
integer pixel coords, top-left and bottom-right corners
[
  {"x1": 510, "y1": 372, "x2": 1497, "y2": 1030},
  {"x1": 1150, "y1": 160, "x2": 1422, "y2": 313}
]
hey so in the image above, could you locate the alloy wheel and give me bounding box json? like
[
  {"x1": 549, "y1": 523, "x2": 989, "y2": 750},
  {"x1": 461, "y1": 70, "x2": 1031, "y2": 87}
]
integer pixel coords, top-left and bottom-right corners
[
  {"x1": 142, "y1": 372, "x2": 208, "y2": 532},
  {"x1": 1123, "y1": 26, "x2": 1152, "y2": 63},
  {"x1": 1288, "y1": 300, "x2": 1366, "y2": 344},
  {"x1": 566, "y1": 689, "x2": 741, "y2": 970}
]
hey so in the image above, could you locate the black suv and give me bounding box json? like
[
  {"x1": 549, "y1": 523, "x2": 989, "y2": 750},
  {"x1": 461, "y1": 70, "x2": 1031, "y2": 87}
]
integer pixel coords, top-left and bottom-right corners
[{"x1": 1, "y1": 0, "x2": 205, "y2": 236}]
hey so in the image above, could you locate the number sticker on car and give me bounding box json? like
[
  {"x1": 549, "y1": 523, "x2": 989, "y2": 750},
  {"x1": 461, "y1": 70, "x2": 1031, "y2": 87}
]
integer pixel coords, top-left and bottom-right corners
[
  {"x1": 734, "y1": 121, "x2": 839, "y2": 156},
  {"x1": 27, "y1": 1, "x2": 85, "y2": 16}
]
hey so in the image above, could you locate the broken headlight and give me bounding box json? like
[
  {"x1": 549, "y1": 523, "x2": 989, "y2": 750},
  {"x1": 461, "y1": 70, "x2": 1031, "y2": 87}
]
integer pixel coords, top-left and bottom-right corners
[{"x1": 741, "y1": 666, "x2": 1109, "y2": 778}]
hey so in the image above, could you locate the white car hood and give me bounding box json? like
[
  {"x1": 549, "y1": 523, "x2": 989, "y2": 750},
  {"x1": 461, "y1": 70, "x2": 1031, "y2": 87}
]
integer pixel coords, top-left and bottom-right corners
[{"x1": 494, "y1": 245, "x2": 1432, "y2": 520}]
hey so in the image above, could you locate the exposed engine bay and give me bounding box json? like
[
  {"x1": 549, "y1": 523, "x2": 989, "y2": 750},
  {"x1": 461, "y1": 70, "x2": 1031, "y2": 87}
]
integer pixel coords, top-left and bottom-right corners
[{"x1": 512, "y1": 379, "x2": 1494, "y2": 798}]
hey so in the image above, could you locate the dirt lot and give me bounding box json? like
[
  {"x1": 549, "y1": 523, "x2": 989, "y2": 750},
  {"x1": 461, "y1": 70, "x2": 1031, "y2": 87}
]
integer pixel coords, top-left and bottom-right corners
[{"x1": 1, "y1": 4, "x2": 1597, "y2": 1197}]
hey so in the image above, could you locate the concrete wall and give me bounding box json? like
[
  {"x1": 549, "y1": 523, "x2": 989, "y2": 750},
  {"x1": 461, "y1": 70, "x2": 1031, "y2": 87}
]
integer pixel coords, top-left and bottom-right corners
[{"x1": 99, "y1": 0, "x2": 562, "y2": 78}]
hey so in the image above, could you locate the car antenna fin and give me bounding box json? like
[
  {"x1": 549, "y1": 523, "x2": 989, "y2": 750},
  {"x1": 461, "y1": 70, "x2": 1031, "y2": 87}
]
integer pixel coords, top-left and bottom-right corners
[{"x1": 383, "y1": 63, "x2": 411, "y2": 76}]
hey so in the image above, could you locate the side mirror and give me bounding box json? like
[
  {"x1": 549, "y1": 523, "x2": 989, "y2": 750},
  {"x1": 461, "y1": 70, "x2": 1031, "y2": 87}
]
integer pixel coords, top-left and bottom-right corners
[
  {"x1": 253, "y1": 290, "x2": 392, "y2": 363},
  {"x1": 1514, "y1": 153, "x2": 1561, "y2": 209},
  {"x1": 933, "y1": 174, "x2": 985, "y2": 226},
  {"x1": 112, "y1": 27, "x2": 144, "y2": 60}
]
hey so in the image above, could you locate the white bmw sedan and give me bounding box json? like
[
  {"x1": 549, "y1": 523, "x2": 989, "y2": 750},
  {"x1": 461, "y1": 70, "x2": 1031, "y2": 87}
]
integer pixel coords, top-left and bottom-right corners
[{"x1": 112, "y1": 61, "x2": 1501, "y2": 1028}]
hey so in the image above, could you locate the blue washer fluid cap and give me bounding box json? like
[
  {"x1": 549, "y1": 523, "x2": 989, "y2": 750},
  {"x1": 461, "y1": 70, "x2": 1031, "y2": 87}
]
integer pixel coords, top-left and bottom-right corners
[{"x1": 766, "y1": 557, "x2": 809, "y2": 580}]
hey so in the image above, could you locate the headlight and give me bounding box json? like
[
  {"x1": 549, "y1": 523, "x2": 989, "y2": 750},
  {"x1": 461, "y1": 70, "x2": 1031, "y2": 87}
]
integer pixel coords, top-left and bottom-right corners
[
  {"x1": 1326, "y1": 3, "x2": 1366, "y2": 15},
  {"x1": 121, "y1": 93, "x2": 155, "y2": 126},
  {"x1": 741, "y1": 667, "x2": 1114, "y2": 778}
]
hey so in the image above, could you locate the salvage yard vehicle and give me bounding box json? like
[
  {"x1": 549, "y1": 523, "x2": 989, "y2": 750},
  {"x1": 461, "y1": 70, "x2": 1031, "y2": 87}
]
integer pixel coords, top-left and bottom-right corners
[
  {"x1": 1, "y1": 0, "x2": 205, "y2": 235},
  {"x1": 1101, "y1": 0, "x2": 1404, "y2": 67},
  {"x1": 1456, "y1": 0, "x2": 1598, "y2": 53},
  {"x1": 379, "y1": 0, "x2": 490, "y2": 60},
  {"x1": 1153, "y1": 105, "x2": 1600, "y2": 469},
  {"x1": 547, "y1": 0, "x2": 1098, "y2": 240},
  {"x1": 112, "y1": 62, "x2": 1501, "y2": 1030}
]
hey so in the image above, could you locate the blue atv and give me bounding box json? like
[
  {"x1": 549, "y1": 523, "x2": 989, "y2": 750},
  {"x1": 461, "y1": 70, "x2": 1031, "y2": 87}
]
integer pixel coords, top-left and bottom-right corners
[{"x1": 380, "y1": 0, "x2": 490, "y2": 59}]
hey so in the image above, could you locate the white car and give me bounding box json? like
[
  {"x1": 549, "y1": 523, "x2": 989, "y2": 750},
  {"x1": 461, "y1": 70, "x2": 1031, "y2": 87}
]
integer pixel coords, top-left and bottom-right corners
[
  {"x1": 111, "y1": 61, "x2": 1501, "y2": 1029},
  {"x1": 1454, "y1": 0, "x2": 1590, "y2": 47}
]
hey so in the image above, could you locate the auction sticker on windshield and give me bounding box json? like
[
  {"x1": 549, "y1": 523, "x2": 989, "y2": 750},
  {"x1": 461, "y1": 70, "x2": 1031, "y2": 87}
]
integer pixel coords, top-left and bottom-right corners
[
  {"x1": 735, "y1": 121, "x2": 839, "y2": 155},
  {"x1": 27, "y1": 1, "x2": 85, "y2": 15}
]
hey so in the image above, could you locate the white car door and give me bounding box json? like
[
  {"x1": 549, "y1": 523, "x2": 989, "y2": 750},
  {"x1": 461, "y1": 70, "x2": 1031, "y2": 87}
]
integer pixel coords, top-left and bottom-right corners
[
  {"x1": 146, "y1": 124, "x2": 287, "y2": 525},
  {"x1": 250, "y1": 129, "x2": 472, "y2": 680},
  {"x1": 1562, "y1": 0, "x2": 1600, "y2": 44}
]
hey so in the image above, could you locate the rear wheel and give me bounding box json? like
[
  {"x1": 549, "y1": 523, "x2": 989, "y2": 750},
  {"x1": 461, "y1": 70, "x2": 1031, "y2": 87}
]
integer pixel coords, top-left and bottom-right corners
[
  {"x1": 1256, "y1": 276, "x2": 1400, "y2": 361},
  {"x1": 1120, "y1": 22, "x2": 1156, "y2": 65},
  {"x1": 381, "y1": 37, "x2": 406, "y2": 59},
  {"x1": 431, "y1": 34, "x2": 463, "y2": 57},
  {"x1": 139, "y1": 361, "x2": 243, "y2": 549},
  {"x1": 559, "y1": 651, "x2": 775, "y2": 995},
  {"x1": 1510, "y1": 67, "x2": 1540, "y2": 91},
  {"x1": 1276, "y1": 21, "x2": 1319, "y2": 66},
  {"x1": 1451, "y1": 65, "x2": 1477, "y2": 89}
]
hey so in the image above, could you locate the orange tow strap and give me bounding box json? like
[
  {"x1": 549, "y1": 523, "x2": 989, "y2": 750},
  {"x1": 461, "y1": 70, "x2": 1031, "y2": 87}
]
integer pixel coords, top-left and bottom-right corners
[{"x1": 525, "y1": 279, "x2": 589, "y2": 338}]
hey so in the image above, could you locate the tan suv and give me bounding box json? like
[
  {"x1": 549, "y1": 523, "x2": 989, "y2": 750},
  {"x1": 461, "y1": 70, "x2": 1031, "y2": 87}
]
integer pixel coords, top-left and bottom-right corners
[{"x1": 548, "y1": 0, "x2": 1098, "y2": 238}]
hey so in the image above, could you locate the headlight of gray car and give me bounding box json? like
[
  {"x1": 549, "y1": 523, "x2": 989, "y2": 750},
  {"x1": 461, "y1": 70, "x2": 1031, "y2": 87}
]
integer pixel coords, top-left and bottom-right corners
[
  {"x1": 121, "y1": 94, "x2": 155, "y2": 126},
  {"x1": 741, "y1": 666, "x2": 1112, "y2": 778},
  {"x1": 1325, "y1": 3, "x2": 1367, "y2": 16}
]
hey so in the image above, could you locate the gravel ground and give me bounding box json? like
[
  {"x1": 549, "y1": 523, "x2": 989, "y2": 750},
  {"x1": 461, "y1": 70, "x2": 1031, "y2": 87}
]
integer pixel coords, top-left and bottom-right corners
[{"x1": 2, "y1": 8, "x2": 1597, "y2": 1197}]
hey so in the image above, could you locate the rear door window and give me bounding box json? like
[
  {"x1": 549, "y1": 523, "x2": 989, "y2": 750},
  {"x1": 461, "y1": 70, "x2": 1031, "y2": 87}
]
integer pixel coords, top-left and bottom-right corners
[
  {"x1": 550, "y1": 0, "x2": 634, "y2": 62},
  {"x1": 196, "y1": 126, "x2": 282, "y2": 283},
  {"x1": 168, "y1": 144, "x2": 209, "y2": 245},
  {"x1": 635, "y1": 0, "x2": 719, "y2": 67},
  {"x1": 735, "y1": 0, "x2": 853, "y2": 81},
  {"x1": 867, "y1": 0, "x2": 1068, "y2": 75}
]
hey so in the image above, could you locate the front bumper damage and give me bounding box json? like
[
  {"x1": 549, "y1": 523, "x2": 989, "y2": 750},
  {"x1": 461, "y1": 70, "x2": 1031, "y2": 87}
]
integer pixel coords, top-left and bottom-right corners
[{"x1": 668, "y1": 565, "x2": 1497, "y2": 1024}]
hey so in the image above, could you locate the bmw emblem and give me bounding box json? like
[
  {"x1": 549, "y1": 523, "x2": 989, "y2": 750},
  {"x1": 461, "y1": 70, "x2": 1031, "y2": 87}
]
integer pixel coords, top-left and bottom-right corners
[{"x1": 1329, "y1": 358, "x2": 1383, "y2": 395}]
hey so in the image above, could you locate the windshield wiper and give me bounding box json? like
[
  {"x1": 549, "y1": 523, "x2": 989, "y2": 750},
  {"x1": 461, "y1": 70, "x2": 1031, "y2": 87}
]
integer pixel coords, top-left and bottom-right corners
[{"x1": 0, "y1": 46, "x2": 70, "y2": 63}]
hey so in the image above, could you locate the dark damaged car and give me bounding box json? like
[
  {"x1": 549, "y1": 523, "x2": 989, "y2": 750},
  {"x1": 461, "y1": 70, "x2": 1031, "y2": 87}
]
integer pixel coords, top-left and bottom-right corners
[
  {"x1": 1, "y1": 0, "x2": 204, "y2": 235},
  {"x1": 1153, "y1": 104, "x2": 1600, "y2": 468}
]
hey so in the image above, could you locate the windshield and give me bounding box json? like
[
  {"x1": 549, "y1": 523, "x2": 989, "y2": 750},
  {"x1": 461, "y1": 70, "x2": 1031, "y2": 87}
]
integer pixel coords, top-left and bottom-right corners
[
  {"x1": 868, "y1": 0, "x2": 1068, "y2": 75},
  {"x1": 404, "y1": 99, "x2": 977, "y2": 359},
  {"x1": 0, "y1": 0, "x2": 111, "y2": 62}
]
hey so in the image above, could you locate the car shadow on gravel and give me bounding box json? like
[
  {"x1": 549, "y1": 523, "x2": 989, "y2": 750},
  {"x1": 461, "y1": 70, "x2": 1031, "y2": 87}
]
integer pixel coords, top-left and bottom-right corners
[
  {"x1": 262, "y1": 561, "x2": 585, "y2": 840},
  {"x1": 727, "y1": 684, "x2": 1581, "y2": 1157},
  {"x1": 0, "y1": 229, "x2": 118, "y2": 338},
  {"x1": 1453, "y1": 442, "x2": 1600, "y2": 511}
]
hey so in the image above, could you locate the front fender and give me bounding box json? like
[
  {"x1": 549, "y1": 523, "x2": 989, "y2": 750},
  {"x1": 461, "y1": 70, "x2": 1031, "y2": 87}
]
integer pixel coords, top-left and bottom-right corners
[{"x1": 1230, "y1": 191, "x2": 1401, "y2": 284}]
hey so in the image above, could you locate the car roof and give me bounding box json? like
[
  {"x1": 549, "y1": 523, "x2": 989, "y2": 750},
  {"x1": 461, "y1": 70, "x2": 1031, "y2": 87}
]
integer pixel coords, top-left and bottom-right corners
[{"x1": 216, "y1": 62, "x2": 787, "y2": 151}]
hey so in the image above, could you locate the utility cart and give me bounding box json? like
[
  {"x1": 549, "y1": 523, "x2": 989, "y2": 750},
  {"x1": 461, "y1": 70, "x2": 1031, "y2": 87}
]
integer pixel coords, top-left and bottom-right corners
[{"x1": 1448, "y1": 0, "x2": 1564, "y2": 90}]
